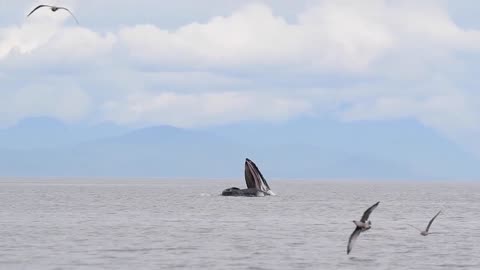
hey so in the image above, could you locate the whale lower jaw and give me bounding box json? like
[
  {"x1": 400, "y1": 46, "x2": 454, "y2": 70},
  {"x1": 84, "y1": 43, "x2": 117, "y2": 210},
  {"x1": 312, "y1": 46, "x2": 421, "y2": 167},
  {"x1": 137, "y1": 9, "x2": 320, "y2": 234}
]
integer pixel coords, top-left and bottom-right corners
[
  {"x1": 266, "y1": 190, "x2": 276, "y2": 196},
  {"x1": 221, "y1": 187, "x2": 273, "y2": 197}
]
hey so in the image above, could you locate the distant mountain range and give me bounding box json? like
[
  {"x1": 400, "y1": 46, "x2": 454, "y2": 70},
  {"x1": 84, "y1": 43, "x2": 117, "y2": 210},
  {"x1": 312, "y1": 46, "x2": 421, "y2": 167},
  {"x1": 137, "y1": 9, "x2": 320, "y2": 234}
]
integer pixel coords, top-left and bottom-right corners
[{"x1": 0, "y1": 117, "x2": 478, "y2": 180}]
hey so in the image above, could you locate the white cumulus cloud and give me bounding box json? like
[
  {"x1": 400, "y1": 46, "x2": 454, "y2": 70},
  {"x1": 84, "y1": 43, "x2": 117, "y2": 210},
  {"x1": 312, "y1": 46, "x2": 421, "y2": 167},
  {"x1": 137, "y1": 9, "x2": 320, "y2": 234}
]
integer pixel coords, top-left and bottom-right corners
[
  {"x1": 102, "y1": 91, "x2": 312, "y2": 127},
  {"x1": 0, "y1": 84, "x2": 92, "y2": 126},
  {"x1": 1, "y1": 0, "x2": 480, "y2": 154},
  {"x1": 117, "y1": 1, "x2": 480, "y2": 73},
  {"x1": 0, "y1": 18, "x2": 115, "y2": 67}
]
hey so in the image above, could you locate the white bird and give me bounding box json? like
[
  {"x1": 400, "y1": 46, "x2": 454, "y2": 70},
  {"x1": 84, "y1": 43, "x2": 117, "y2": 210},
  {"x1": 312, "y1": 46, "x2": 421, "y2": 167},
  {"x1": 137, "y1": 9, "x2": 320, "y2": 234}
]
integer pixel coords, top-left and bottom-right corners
[
  {"x1": 347, "y1": 201, "x2": 380, "y2": 255},
  {"x1": 27, "y1": 5, "x2": 79, "y2": 24},
  {"x1": 408, "y1": 210, "x2": 442, "y2": 236}
]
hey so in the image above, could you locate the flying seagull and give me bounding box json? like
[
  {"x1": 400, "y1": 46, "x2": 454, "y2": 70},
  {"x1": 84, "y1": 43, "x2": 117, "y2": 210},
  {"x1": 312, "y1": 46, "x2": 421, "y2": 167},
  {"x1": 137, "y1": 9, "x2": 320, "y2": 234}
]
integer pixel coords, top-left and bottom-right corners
[
  {"x1": 27, "y1": 5, "x2": 79, "y2": 24},
  {"x1": 347, "y1": 201, "x2": 380, "y2": 255},
  {"x1": 408, "y1": 210, "x2": 442, "y2": 236}
]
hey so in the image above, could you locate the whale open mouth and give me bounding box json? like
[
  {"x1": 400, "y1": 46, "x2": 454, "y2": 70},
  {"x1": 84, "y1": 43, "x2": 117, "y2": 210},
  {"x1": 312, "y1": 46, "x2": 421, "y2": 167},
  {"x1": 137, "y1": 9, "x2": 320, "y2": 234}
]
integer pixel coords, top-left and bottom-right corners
[{"x1": 244, "y1": 158, "x2": 275, "y2": 195}]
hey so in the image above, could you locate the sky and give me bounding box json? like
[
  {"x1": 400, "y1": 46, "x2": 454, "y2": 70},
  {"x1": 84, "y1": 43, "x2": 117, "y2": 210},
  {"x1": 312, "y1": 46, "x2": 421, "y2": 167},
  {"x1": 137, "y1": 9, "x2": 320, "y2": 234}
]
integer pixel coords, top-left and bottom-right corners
[{"x1": 1, "y1": 0, "x2": 480, "y2": 160}]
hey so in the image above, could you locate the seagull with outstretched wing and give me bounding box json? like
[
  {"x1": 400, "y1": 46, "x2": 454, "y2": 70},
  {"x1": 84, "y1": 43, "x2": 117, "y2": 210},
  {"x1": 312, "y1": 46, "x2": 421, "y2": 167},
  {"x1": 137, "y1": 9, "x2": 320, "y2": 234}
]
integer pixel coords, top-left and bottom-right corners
[
  {"x1": 408, "y1": 210, "x2": 442, "y2": 236},
  {"x1": 27, "y1": 5, "x2": 79, "y2": 24},
  {"x1": 347, "y1": 201, "x2": 380, "y2": 255}
]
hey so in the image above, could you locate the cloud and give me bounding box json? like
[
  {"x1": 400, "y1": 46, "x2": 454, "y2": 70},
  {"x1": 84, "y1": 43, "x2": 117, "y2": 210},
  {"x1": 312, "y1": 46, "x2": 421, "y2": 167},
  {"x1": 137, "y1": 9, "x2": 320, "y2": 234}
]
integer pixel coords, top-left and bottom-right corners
[
  {"x1": 117, "y1": 1, "x2": 480, "y2": 74},
  {"x1": 0, "y1": 83, "x2": 92, "y2": 126},
  {"x1": 340, "y1": 94, "x2": 477, "y2": 129},
  {"x1": 102, "y1": 91, "x2": 312, "y2": 127},
  {"x1": 1, "y1": 0, "x2": 480, "y2": 155},
  {"x1": 338, "y1": 91, "x2": 480, "y2": 154},
  {"x1": 0, "y1": 17, "x2": 115, "y2": 70},
  {"x1": 118, "y1": 2, "x2": 393, "y2": 72}
]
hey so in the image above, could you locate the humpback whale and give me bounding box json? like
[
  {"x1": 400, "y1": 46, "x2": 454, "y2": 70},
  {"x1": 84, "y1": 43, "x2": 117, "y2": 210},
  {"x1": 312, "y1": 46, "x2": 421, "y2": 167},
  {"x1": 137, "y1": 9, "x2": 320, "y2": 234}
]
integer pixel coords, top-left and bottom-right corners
[{"x1": 222, "y1": 158, "x2": 275, "y2": 197}]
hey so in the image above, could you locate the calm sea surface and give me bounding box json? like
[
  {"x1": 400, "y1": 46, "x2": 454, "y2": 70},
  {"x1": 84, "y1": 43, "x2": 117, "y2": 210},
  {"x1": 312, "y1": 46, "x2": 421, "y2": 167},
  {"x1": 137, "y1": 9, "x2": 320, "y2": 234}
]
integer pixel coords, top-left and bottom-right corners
[{"x1": 0, "y1": 180, "x2": 479, "y2": 269}]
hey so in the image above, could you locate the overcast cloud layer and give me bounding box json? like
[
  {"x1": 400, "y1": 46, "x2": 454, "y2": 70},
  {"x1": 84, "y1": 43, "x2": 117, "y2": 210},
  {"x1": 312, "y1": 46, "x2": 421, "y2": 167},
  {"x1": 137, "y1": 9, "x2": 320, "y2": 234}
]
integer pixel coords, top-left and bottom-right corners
[{"x1": 1, "y1": 0, "x2": 480, "y2": 153}]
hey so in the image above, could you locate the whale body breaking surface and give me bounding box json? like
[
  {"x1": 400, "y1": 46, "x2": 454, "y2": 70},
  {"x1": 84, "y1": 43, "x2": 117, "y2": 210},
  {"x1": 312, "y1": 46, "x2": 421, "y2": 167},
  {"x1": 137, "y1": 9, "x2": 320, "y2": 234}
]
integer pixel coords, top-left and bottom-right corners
[{"x1": 221, "y1": 158, "x2": 275, "y2": 197}]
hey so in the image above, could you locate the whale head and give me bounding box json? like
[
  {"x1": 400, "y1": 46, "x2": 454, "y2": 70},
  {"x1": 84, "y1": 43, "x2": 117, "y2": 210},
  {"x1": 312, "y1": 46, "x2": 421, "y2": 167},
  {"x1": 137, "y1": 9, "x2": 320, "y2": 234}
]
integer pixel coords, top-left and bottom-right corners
[{"x1": 244, "y1": 158, "x2": 274, "y2": 195}]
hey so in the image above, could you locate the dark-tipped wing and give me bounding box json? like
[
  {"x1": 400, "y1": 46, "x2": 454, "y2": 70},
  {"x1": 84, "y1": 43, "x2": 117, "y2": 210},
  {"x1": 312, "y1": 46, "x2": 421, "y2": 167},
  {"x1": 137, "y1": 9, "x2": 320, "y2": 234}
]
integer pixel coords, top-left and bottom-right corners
[
  {"x1": 360, "y1": 201, "x2": 380, "y2": 222},
  {"x1": 347, "y1": 227, "x2": 362, "y2": 255},
  {"x1": 244, "y1": 158, "x2": 270, "y2": 192},
  {"x1": 407, "y1": 224, "x2": 422, "y2": 233},
  {"x1": 425, "y1": 210, "x2": 441, "y2": 232},
  {"x1": 57, "y1": 7, "x2": 79, "y2": 24},
  {"x1": 27, "y1": 5, "x2": 51, "y2": 17}
]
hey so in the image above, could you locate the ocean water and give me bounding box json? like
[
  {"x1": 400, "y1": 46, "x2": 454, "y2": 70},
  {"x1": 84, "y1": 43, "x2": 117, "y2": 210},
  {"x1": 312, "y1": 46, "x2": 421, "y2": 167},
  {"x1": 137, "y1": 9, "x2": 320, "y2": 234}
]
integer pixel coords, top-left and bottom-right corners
[{"x1": 0, "y1": 180, "x2": 479, "y2": 270}]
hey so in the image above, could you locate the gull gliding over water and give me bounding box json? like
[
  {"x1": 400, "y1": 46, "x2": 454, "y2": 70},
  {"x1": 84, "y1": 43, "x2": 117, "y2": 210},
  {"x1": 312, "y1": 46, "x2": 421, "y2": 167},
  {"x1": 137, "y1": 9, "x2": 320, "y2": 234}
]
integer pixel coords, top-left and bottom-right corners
[
  {"x1": 347, "y1": 201, "x2": 380, "y2": 255},
  {"x1": 408, "y1": 210, "x2": 442, "y2": 236},
  {"x1": 27, "y1": 5, "x2": 79, "y2": 24}
]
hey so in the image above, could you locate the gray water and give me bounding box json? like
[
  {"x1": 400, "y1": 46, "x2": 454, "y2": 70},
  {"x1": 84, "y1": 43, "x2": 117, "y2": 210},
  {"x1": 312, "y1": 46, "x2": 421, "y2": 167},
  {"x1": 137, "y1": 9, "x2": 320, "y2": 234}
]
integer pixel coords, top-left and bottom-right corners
[{"x1": 1, "y1": 180, "x2": 479, "y2": 270}]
